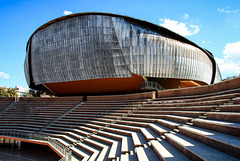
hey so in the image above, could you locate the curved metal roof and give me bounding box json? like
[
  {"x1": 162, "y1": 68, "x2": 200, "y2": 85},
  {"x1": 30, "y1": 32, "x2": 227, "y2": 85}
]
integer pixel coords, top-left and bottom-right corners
[
  {"x1": 27, "y1": 12, "x2": 210, "y2": 54},
  {"x1": 26, "y1": 12, "x2": 218, "y2": 83}
]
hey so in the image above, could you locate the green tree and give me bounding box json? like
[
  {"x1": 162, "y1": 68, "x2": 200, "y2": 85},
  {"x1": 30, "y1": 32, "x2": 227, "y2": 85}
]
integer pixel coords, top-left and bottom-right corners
[
  {"x1": 0, "y1": 87, "x2": 8, "y2": 97},
  {"x1": 0, "y1": 86, "x2": 18, "y2": 98},
  {"x1": 8, "y1": 88, "x2": 18, "y2": 97}
]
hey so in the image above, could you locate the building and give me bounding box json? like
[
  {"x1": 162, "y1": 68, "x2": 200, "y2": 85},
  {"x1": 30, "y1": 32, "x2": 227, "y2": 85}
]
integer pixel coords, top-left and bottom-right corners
[
  {"x1": 24, "y1": 12, "x2": 221, "y2": 96},
  {"x1": 15, "y1": 86, "x2": 30, "y2": 97}
]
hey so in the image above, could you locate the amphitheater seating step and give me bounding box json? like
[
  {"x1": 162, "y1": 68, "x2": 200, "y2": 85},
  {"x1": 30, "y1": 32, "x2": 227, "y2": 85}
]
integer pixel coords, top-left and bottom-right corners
[
  {"x1": 148, "y1": 123, "x2": 168, "y2": 136},
  {"x1": 233, "y1": 97, "x2": 240, "y2": 103},
  {"x1": 135, "y1": 147, "x2": 149, "y2": 161},
  {"x1": 108, "y1": 141, "x2": 118, "y2": 160},
  {"x1": 76, "y1": 142, "x2": 100, "y2": 161},
  {"x1": 219, "y1": 104, "x2": 240, "y2": 112},
  {"x1": 150, "y1": 140, "x2": 190, "y2": 161},
  {"x1": 178, "y1": 126, "x2": 240, "y2": 159},
  {"x1": 164, "y1": 133, "x2": 240, "y2": 161},
  {"x1": 134, "y1": 110, "x2": 205, "y2": 118},
  {"x1": 150, "y1": 140, "x2": 173, "y2": 160},
  {"x1": 192, "y1": 118, "x2": 240, "y2": 136},
  {"x1": 70, "y1": 146, "x2": 90, "y2": 161},
  {"x1": 206, "y1": 112, "x2": 240, "y2": 122},
  {"x1": 140, "y1": 105, "x2": 217, "y2": 111},
  {"x1": 91, "y1": 136, "x2": 120, "y2": 160},
  {"x1": 1, "y1": 89, "x2": 240, "y2": 161},
  {"x1": 83, "y1": 138, "x2": 109, "y2": 161},
  {"x1": 54, "y1": 137, "x2": 72, "y2": 147},
  {"x1": 157, "y1": 119, "x2": 182, "y2": 130},
  {"x1": 140, "y1": 128, "x2": 155, "y2": 141},
  {"x1": 148, "y1": 99, "x2": 231, "y2": 106},
  {"x1": 75, "y1": 125, "x2": 128, "y2": 157},
  {"x1": 121, "y1": 136, "x2": 129, "y2": 153},
  {"x1": 155, "y1": 89, "x2": 240, "y2": 101},
  {"x1": 164, "y1": 115, "x2": 193, "y2": 123},
  {"x1": 120, "y1": 153, "x2": 129, "y2": 161}
]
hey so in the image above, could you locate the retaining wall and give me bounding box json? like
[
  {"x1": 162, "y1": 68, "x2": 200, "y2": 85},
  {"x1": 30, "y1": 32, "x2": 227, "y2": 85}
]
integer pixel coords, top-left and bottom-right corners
[
  {"x1": 19, "y1": 96, "x2": 83, "y2": 102},
  {"x1": 87, "y1": 91, "x2": 156, "y2": 101},
  {"x1": 157, "y1": 77, "x2": 240, "y2": 98}
]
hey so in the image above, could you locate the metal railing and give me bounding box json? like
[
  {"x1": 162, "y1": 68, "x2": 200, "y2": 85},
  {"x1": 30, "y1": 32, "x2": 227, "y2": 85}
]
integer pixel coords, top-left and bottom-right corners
[
  {"x1": 141, "y1": 81, "x2": 164, "y2": 91},
  {"x1": 0, "y1": 131, "x2": 72, "y2": 161},
  {"x1": 48, "y1": 136, "x2": 72, "y2": 161},
  {"x1": 0, "y1": 101, "x2": 16, "y2": 117},
  {"x1": 0, "y1": 131, "x2": 48, "y2": 141}
]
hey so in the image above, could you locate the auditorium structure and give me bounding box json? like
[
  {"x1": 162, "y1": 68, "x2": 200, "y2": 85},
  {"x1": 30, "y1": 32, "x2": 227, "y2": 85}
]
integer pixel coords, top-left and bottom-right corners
[
  {"x1": 24, "y1": 12, "x2": 221, "y2": 96},
  {"x1": 1, "y1": 12, "x2": 240, "y2": 161}
]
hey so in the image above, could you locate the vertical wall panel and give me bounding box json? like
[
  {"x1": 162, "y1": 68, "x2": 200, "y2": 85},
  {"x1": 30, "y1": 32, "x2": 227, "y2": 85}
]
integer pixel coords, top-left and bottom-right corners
[{"x1": 27, "y1": 14, "x2": 221, "y2": 87}]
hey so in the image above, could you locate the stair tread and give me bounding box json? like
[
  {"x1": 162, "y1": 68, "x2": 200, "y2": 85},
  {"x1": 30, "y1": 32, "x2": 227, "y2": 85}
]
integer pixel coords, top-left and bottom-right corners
[
  {"x1": 179, "y1": 126, "x2": 240, "y2": 146},
  {"x1": 165, "y1": 133, "x2": 240, "y2": 161}
]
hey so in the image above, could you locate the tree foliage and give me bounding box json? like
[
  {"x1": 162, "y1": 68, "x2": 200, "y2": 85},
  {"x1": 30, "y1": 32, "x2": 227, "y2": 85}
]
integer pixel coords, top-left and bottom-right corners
[{"x1": 0, "y1": 86, "x2": 18, "y2": 97}]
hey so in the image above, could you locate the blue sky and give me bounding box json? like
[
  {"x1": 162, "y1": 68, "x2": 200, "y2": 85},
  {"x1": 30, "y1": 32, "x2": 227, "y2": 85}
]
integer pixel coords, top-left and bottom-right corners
[{"x1": 0, "y1": 0, "x2": 240, "y2": 88}]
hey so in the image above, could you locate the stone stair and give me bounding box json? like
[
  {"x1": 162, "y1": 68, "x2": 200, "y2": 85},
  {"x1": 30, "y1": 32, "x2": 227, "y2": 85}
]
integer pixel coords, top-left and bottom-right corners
[{"x1": 0, "y1": 88, "x2": 240, "y2": 160}]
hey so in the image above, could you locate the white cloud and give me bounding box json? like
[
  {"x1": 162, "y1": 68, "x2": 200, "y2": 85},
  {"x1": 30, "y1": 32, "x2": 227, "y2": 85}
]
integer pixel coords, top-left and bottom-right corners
[
  {"x1": 217, "y1": 8, "x2": 239, "y2": 14},
  {"x1": 202, "y1": 40, "x2": 212, "y2": 44},
  {"x1": 63, "y1": 10, "x2": 73, "y2": 15},
  {"x1": 182, "y1": 13, "x2": 189, "y2": 19},
  {"x1": 216, "y1": 41, "x2": 240, "y2": 76},
  {"x1": 0, "y1": 72, "x2": 10, "y2": 79},
  {"x1": 159, "y1": 18, "x2": 200, "y2": 36}
]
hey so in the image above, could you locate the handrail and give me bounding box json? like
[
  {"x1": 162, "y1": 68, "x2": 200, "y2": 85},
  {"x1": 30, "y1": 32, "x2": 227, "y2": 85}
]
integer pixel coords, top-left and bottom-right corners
[
  {"x1": 0, "y1": 131, "x2": 72, "y2": 161},
  {"x1": 0, "y1": 131, "x2": 48, "y2": 141},
  {"x1": 0, "y1": 100, "x2": 16, "y2": 117},
  {"x1": 141, "y1": 81, "x2": 164, "y2": 91},
  {"x1": 39, "y1": 101, "x2": 84, "y2": 133},
  {"x1": 48, "y1": 136, "x2": 72, "y2": 161}
]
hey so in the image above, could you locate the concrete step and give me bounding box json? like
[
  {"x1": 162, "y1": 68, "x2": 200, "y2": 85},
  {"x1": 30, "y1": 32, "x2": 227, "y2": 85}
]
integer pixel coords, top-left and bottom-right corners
[
  {"x1": 219, "y1": 104, "x2": 240, "y2": 112},
  {"x1": 75, "y1": 126, "x2": 120, "y2": 160},
  {"x1": 54, "y1": 137, "x2": 72, "y2": 147},
  {"x1": 76, "y1": 125, "x2": 128, "y2": 156},
  {"x1": 76, "y1": 142, "x2": 100, "y2": 161},
  {"x1": 206, "y1": 112, "x2": 240, "y2": 122},
  {"x1": 104, "y1": 121, "x2": 155, "y2": 141},
  {"x1": 70, "y1": 146, "x2": 90, "y2": 161},
  {"x1": 150, "y1": 140, "x2": 190, "y2": 161},
  {"x1": 140, "y1": 128, "x2": 156, "y2": 141},
  {"x1": 198, "y1": 116, "x2": 207, "y2": 119},
  {"x1": 135, "y1": 147, "x2": 150, "y2": 161},
  {"x1": 154, "y1": 92, "x2": 240, "y2": 102},
  {"x1": 178, "y1": 126, "x2": 240, "y2": 159},
  {"x1": 107, "y1": 141, "x2": 118, "y2": 160},
  {"x1": 192, "y1": 118, "x2": 240, "y2": 137},
  {"x1": 157, "y1": 119, "x2": 182, "y2": 130},
  {"x1": 120, "y1": 153, "x2": 129, "y2": 161},
  {"x1": 140, "y1": 105, "x2": 217, "y2": 111},
  {"x1": 164, "y1": 115, "x2": 193, "y2": 124},
  {"x1": 71, "y1": 137, "x2": 110, "y2": 161},
  {"x1": 86, "y1": 135, "x2": 119, "y2": 160},
  {"x1": 147, "y1": 99, "x2": 231, "y2": 107},
  {"x1": 135, "y1": 110, "x2": 205, "y2": 118},
  {"x1": 60, "y1": 131, "x2": 110, "y2": 161},
  {"x1": 232, "y1": 97, "x2": 240, "y2": 104},
  {"x1": 121, "y1": 116, "x2": 157, "y2": 123},
  {"x1": 164, "y1": 133, "x2": 240, "y2": 161},
  {"x1": 148, "y1": 123, "x2": 169, "y2": 136}
]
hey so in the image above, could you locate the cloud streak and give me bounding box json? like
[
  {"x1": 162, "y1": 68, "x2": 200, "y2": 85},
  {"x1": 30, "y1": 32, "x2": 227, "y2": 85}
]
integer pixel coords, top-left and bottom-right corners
[
  {"x1": 217, "y1": 8, "x2": 239, "y2": 14},
  {"x1": 202, "y1": 40, "x2": 212, "y2": 44},
  {"x1": 216, "y1": 41, "x2": 240, "y2": 77},
  {"x1": 182, "y1": 13, "x2": 189, "y2": 19},
  {"x1": 63, "y1": 10, "x2": 73, "y2": 15},
  {"x1": 159, "y1": 18, "x2": 200, "y2": 36},
  {"x1": 0, "y1": 72, "x2": 10, "y2": 79}
]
